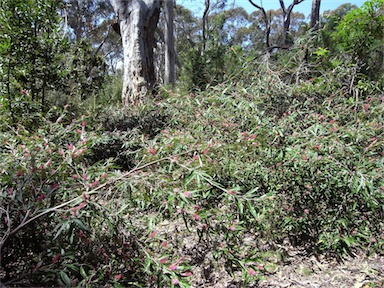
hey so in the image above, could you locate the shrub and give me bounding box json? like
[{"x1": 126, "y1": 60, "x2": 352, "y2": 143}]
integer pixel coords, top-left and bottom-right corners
[{"x1": 332, "y1": 0, "x2": 384, "y2": 81}]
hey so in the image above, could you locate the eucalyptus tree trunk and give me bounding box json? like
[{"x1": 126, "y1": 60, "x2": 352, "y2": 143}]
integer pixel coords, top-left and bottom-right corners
[
  {"x1": 202, "y1": 0, "x2": 210, "y2": 53},
  {"x1": 279, "y1": 0, "x2": 304, "y2": 47},
  {"x1": 109, "y1": 0, "x2": 161, "y2": 105},
  {"x1": 310, "y1": 0, "x2": 321, "y2": 30},
  {"x1": 164, "y1": 0, "x2": 175, "y2": 85}
]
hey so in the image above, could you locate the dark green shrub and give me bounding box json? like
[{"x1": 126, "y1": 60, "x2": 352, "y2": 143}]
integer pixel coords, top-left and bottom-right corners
[{"x1": 332, "y1": 0, "x2": 384, "y2": 81}]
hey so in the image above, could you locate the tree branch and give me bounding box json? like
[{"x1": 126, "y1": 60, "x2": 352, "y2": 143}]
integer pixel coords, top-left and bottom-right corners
[{"x1": 249, "y1": 0, "x2": 271, "y2": 49}]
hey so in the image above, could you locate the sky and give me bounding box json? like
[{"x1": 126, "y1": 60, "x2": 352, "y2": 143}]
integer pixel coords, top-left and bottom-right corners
[{"x1": 180, "y1": 0, "x2": 366, "y2": 17}]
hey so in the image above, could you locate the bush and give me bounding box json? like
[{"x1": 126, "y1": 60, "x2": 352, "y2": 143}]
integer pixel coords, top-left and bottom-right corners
[
  {"x1": 1, "y1": 39, "x2": 383, "y2": 287},
  {"x1": 0, "y1": 108, "x2": 161, "y2": 286},
  {"x1": 332, "y1": 0, "x2": 384, "y2": 81}
]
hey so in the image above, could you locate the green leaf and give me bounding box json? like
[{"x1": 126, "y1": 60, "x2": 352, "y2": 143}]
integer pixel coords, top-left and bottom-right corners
[
  {"x1": 60, "y1": 271, "x2": 71, "y2": 286},
  {"x1": 73, "y1": 219, "x2": 89, "y2": 231},
  {"x1": 237, "y1": 199, "x2": 244, "y2": 215},
  {"x1": 79, "y1": 266, "x2": 87, "y2": 279}
]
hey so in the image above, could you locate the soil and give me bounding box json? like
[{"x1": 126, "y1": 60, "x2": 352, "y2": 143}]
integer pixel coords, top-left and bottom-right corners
[
  {"x1": 157, "y1": 219, "x2": 384, "y2": 288},
  {"x1": 190, "y1": 251, "x2": 384, "y2": 288}
]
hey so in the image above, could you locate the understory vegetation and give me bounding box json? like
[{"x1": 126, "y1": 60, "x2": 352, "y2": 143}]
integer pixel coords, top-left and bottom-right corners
[
  {"x1": 1, "y1": 0, "x2": 384, "y2": 287},
  {"x1": 1, "y1": 51, "x2": 383, "y2": 287}
]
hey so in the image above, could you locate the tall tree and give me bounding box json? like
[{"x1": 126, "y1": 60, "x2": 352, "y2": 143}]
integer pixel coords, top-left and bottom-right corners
[
  {"x1": 164, "y1": 0, "x2": 175, "y2": 84},
  {"x1": 249, "y1": 0, "x2": 271, "y2": 49},
  {"x1": 278, "y1": 0, "x2": 305, "y2": 46},
  {"x1": 0, "y1": 0, "x2": 69, "y2": 119},
  {"x1": 63, "y1": 0, "x2": 122, "y2": 71},
  {"x1": 310, "y1": 0, "x2": 321, "y2": 30},
  {"x1": 109, "y1": 0, "x2": 161, "y2": 105},
  {"x1": 248, "y1": 1, "x2": 305, "y2": 51}
]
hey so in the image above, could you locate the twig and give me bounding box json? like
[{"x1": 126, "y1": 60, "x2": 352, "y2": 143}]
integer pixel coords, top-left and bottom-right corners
[{"x1": 0, "y1": 150, "x2": 193, "y2": 253}]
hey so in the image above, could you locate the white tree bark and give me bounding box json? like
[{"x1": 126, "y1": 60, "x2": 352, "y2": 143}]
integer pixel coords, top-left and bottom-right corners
[
  {"x1": 110, "y1": 0, "x2": 161, "y2": 105},
  {"x1": 164, "y1": 0, "x2": 175, "y2": 84}
]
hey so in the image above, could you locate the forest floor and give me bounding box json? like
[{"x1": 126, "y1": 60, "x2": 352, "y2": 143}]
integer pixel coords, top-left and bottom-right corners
[
  {"x1": 256, "y1": 252, "x2": 383, "y2": 288},
  {"x1": 156, "y1": 218, "x2": 383, "y2": 288},
  {"x1": 192, "y1": 250, "x2": 384, "y2": 288}
]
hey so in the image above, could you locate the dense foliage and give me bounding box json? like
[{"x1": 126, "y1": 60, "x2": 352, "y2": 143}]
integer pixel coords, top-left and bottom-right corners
[
  {"x1": 1, "y1": 0, "x2": 383, "y2": 287},
  {"x1": 332, "y1": 0, "x2": 384, "y2": 81},
  {"x1": 0, "y1": 0, "x2": 108, "y2": 125}
]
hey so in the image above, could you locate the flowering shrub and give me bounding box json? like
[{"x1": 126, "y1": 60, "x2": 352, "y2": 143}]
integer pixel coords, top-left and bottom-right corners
[{"x1": 1, "y1": 53, "x2": 383, "y2": 287}]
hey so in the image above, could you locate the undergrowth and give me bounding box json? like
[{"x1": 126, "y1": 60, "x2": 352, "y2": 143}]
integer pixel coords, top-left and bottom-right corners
[{"x1": 1, "y1": 56, "x2": 383, "y2": 287}]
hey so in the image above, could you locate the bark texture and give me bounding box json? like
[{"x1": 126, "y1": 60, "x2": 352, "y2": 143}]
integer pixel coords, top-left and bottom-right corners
[
  {"x1": 164, "y1": 0, "x2": 175, "y2": 84},
  {"x1": 279, "y1": 0, "x2": 304, "y2": 46},
  {"x1": 310, "y1": 0, "x2": 321, "y2": 30},
  {"x1": 110, "y1": 0, "x2": 161, "y2": 105}
]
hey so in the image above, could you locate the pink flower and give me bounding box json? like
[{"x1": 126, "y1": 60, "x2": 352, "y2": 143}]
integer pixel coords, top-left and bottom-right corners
[
  {"x1": 304, "y1": 209, "x2": 310, "y2": 214},
  {"x1": 21, "y1": 89, "x2": 29, "y2": 95},
  {"x1": 159, "y1": 257, "x2": 167, "y2": 264},
  {"x1": 161, "y1": 241, "x2": 167, "y2": 248},
  {"x1": 148, "y1": 146, "x2": 157, "y2": 155},
  {"x1": 114, "y1": 274, "x2": 122, "y2": 281},
  {"x1": 52, "y1": 254, "x2": 60, "y2": 263},
  {"x1": 169, "y1": 264, "x2": 177, "y2": 271},
  {"x1": 90, "y1": 179, "x2": 99, "y2": 187},
  {"x1": 82, "y1": 121, "x2": 87, "y2": 127},
  {"x1": 194, "y1": 205, "x2": 201, "y2": 211},
  {"x1": 73, "y1": 148, "x2": 87, "y2": 158},
  {"x1": 329, "y1": 127, "x2": 337, "y2": 132},
  {"x1": 149, "y1": 231, "x2": 156, "y2": 239},
  {"x1": 71, "y1": 202, "x2": 87, "y2": 212},
  {"x1": 77, "y1": 230, "x2": 87, "y2": 239},
  {"x1": 6, "y1": 188, "x2": 14, "y2": 197},
  {"x1": 37, "y1": 194, "x2": 46, "y2": 202},
  {"x1": 171, "y1": 278, "x2": 179, "y2": 285},
  {"x1": 82, "y1": 174, "x2": 88, "y2": 181},
  {"x1": 101, "y1": 172, "x2": 108, "y2": 179},
  {"x1": 45, "y1": 159, "x2": 51, "y2": 168},
  {"x1": 182, "y1": 271, "x2": 193, "y2": 277},
  {"x1": 183, "y1": 191, "x2": 191, "y2": 197},
  {"x1": 193, "y1": 214, "x2": 201, "y2": 221},
  {"x1": 248, "y1": 268, "x2": 257, "y2": 276},
  {"x1": 50, "y1": 183, "x2": 59, "y2": 190},
  {"x1": 65, "y1": 143, "x2": 74, "y2": 151}
]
